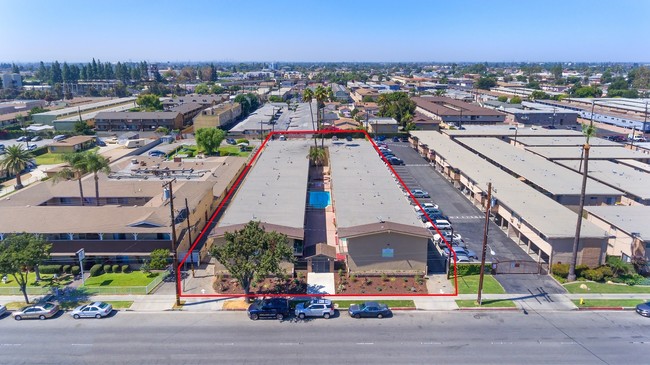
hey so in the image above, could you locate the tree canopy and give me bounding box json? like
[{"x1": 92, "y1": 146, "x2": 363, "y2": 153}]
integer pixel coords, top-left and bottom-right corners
[
  {"x1": 195, "y1": 128, "x2": 226, "y2": 155},
  {"x1": 0, "y1": 233, "x2": 52, "y2": 303},
  {"x1": 0, "y1": 145, "x2": 33, "y2": 189},
  {"x1": 136, "y1": 93, "x2": 163, "y2": 111},
  {"x1": 475, "y1": 77, "x2": 497, "y2": 90},
  {"x1": 377, "y1": 92, "x2": 416, "y2": 128},
  {"x1": 234, "y1": 93, "x2": 260, "y2": 116},
  {"x1": 210, "y1": 221, "x2": 294, "y2": 301}
]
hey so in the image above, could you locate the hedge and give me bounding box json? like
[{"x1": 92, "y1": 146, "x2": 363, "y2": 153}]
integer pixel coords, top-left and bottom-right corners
[
  {"x1": 551, "y1": 263, "x2": 569, "y2": 278},
  {"x1": 39, "y1": 265, "x2": 63, "y2": 274},
  {"x1": 62, "y1": 265, "x2": 71, "y2": 274},
  {"x1": 121, "y1": 265, "x2": 130, "y2": 273},
  {"x1": 456, "y1": 263, "x2": 491, "y2": 276},
  {"x1": 103, "y1": 264, "x2": 112, "y2": 273},
  {"x1": 112, "y1": 264, "x2": 120, "y2": 273},
  {"x1": 89, "y1": 264, "x2": 103, "y2": 277},
  {"x1": 71, "y1": 266, "x2": 81, "y2": 275}
]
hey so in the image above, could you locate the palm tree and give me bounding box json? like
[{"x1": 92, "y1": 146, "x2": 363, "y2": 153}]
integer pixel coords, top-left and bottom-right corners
[
  {"x1": 51, "y1": 153, "x2": 88, "y2": 206},
  {"x1": 567, "y1": 101, "x2": 597, "y2": 281},
  {"x1": 308, "y1": 146, "x2": 326, "y2": 166},
  {"x1": 314, "y1": 85, "x2": 328, "y2": 147},
  {"x1": 0, "y1": 145, "x2": 33, "y2": 190},
  {"x1": 83, "y1": 151, "x2": 111, "y2": 206},
  {"x1": 302, "y1": 88, "x2": 318, "y2": 148}
]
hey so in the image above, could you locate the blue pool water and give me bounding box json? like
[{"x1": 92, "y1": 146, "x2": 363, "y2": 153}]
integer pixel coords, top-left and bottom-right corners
[{"x1": 309, "y1": 191, "x2": 331, "y2": 209}]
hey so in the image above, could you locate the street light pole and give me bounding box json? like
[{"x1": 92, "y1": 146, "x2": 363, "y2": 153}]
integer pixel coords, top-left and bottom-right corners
[
  {"x1": 477, "y1": 182, "x2": 492, "y2": 306},
  {"x1": 162, "y1": 178, "x2": 181, "y2": 306}
]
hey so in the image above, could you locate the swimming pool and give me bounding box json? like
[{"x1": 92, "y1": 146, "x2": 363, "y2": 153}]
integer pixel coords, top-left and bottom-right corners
[{"x1": 309, "y1": 191, "x2": 331, "y2": 209}]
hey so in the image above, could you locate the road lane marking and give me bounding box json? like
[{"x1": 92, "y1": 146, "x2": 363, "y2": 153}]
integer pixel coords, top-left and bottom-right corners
[
  {"x1": 1, "y1": 344, "x2": 22, "y2": 346},
  {"x1": 71, "y1": 344, "x2": 93, "y2": 346},
  {"x1": 356, "y1": 342, "x2": 374, "y2": 345}
]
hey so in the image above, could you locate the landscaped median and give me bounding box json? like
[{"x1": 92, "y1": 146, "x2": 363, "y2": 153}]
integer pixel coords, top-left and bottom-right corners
[{"x1": 572, "y1": 299, "x2": 647, "y2": 310}]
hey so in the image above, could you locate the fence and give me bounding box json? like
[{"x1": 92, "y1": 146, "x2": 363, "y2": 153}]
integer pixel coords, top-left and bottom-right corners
[{"x1": 0, "y1": 286, "x2": 51, "y2": 296}]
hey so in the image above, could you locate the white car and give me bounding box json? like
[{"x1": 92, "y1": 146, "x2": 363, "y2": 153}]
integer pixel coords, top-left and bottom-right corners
[
  {"x1": 70, "y1": 301, "x2": 113, "y2": 319},
  {"x1": 434, "y1": 219, "x2": 452, "y2": 230},
  {"x1": 433, "y1": 232, "x2": 462, "y2": 243}
]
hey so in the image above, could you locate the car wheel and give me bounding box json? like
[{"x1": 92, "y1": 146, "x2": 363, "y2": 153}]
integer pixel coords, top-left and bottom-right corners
[
  {"x1": 354, "y1": 314, "x2": 361, "y2": 319},
  {"x1": 95, "y1": 314, "x2": 102, "y2": 319},
  {"x1": 14, "y1": 315, "x2": 22, "y2": 321},
  {"x1": 250, "y1": 314, "x2": 259, "y2": 321},
  {"x1": 276, "y1": 313, "x2": 284, "y2": 320},
  {"x1": 73, "y1": 314, "x2": 80, "y2": 319},
  {"x1": 298, "y1": 313, "x2": 305, "y2": 319},
  {"x1": 323, "y1": 313, "x2": 330, "y2": 319},
  {"x1": 377, "y1": 314, "x2": 384, "y2": 319},
  {"x1": 39, "y1": 315, "x2": 46, "y2": 320}
]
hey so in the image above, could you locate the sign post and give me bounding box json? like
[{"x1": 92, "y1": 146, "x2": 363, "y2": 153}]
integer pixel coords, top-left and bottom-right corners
[{"x1": 76, "y1": 249, "x2": 85, "y2": 286}]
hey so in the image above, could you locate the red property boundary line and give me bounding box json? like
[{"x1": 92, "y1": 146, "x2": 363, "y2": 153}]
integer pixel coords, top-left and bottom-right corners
[{"x1": 178, "y1": 129, "x2": 459, "y2": 299}]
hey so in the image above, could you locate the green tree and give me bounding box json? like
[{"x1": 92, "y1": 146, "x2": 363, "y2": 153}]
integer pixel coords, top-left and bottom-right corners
[
  {"x1": 149, "y1": 249, "x2": 170, "y2": 270},
  {"x1": 155, "y1": 126, "x2": 170, "y2": 135},
  {"x1": 551, "y1": 64, "x2": 563, "y2": 80},
  {"x1": 211, "y1": 85, "x2": 226, "y2": 94},
  {"x1": 530, "y1": 90, "x2": 550, "y2": 100},
  {"x1": 83, "y1": 151, "x2": 111, "y2": 206},
  {"x1": 195, "y1": 128, "x2": 226, "y2": 155},
  {"x1": 314, "y1": 86, "x2": 328, "y2": 147},
  {"x1": 194, "y1": 83, "x2": 210, "y2": 95},
  {"x1": 377, "y1": 92, "x2": 416, "y2": 128},
  {"x1": 74, "y1": 118, "x2": 92, "y2": 135},
  {"x1": 497, "y1": 95, "x2": 508, "y2": 102},
  {"x1": 0, "y1": 233, "x2": 52, "y2": 304},
  {"x1": 475, "y1": 77, "x2": 496, "y2": 90},
  {"x1": 136, "y1": 93, "x2": 163, "y2": 111},
  {"x1": 51, "y1": 153, "x2": 89, "y2": 206},
  {"x1": 308, "y1": 146, "x2": 326, "y2": 166},
  {"x1": 210, "y1": 221, "x2": 295, "y2": 302},
  {"x1": 0, "y1": 145, "x2": 33, "y2": 189},
  {"x1": 629, "y1": 66, "x2": 650, "y2": 89},
  {"x1": 509, "y1": 96, "x2": 522, "y2": 104},
  {"x1": 609, "y1": 77, "x2": 628, "y2": 91}
]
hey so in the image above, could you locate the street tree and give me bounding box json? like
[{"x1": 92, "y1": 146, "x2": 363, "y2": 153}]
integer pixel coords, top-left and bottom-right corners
[
  {"x1": 0, "y1": 233, "x2": 52, "y2": 304},
  {"x1": 0, "y1": 145, "x2": 33, "y2": 189},
  {"x1": 51, "y1": 153, "x2": 89, "y2": 206},
  {"x1": 83, "y1": 151, "x2": 111, "y2": 206},
  {"x1": 210, "y1": 221, "x2": 295, "y2": 302},
  {"x1": 195, "y1": 128, "x2": 226, "y2": 155}
]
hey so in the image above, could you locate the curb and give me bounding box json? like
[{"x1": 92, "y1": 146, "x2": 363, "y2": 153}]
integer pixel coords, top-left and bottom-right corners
[
  {"x1": 458, "y1": 307, "x2": 520, "y2": 311},
  {"x1": 576, "y1": 307, "x2": 635, "y2": 311}
]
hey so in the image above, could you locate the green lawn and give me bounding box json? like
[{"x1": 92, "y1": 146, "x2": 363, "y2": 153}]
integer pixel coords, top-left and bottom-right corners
[
  {"x1": 332, "y1": 300, "x2": 415, "y2": 309},
  {"x1": 0, "y1": 272, "x2": 73, "y2": 288},
  {"x1": 83, "y1": 272, "x2": 159, "y2": 287},
  {"x1": 456, "y1": 299, "x2": 517, "y2": 308},
  {"x1": 34, "y1": 152, "x2": 65, "y2": 165},
  {"x1": 564, "y1": 282, "x2": 650, "y2": 294},
  {"x1": 218, "y1": 145, "x2": 250, "y2": 157},
  {"x1": 572, "y1": 299, "x2": 647, "y2": 308},
  {"x1": 456, "y1": 275, "x2": 506, "y2": 295}
]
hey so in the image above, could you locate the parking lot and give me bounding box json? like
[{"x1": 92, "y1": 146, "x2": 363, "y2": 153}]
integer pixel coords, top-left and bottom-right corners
[{"x1": 382, "y1": 140, "x2": 565, "y2": 294}]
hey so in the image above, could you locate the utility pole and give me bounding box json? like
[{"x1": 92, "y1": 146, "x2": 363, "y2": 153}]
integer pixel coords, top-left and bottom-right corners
[
  {"x1": 162, "y1": 178, "x2": 181, "y2": 306},
  {"x1": 184, "y1": 198, "x2": 195, "y2": 278},
  {"x1": 477, "y1": 182, "x2": 492, "y2": 306}
]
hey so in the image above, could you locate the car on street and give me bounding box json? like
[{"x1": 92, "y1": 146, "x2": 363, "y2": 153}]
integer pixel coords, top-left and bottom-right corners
[
  {"x1": 348, "y1": 301, "x2": 392, "y2": 319},
  {"x1": 26, "y1": 143, "x2": 38, "y2": 151},
  {"x1": 70, "y1": 301, "x2": 113, "y2": 319},
  {"x1": 411, "y1": 189, "x2": 430, "y2": 198},
  {"x1": 636, "y1": 301, "x2": 650, "y2": 317},
  {"x1": 295, "y1": 298, "x2": 335, "y2": 319},
  {"x1": 247, "y1": 298, "x2": 290, "y2": 320},
  {"x1": 30, "y1": 136, "x2": 42, "y2": 142},
  {"x1": 16, "y1": 136, "x2": 29, "y2": 142},
  {"x1": 13, "y1": 302, "x2": 59, "y2": 320},
  {"x1": 0, "y1": 304, "x2": 7, "y2": 317}
]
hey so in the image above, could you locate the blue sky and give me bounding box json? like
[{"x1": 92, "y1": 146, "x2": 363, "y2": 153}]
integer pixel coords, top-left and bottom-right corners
[{"x1": 2, "y1": 0, "x2": 649, "y2": 63}]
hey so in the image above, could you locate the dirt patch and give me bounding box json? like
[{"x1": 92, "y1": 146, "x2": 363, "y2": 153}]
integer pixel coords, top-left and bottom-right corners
[
  {"x1": 334, "y1": 274, "x2": 428, "y2": 294},
  {"x1": 222, "y1": 299, "x2": 250, "y2": 310},
  {"x1": 212, "y1": 275, "x2": 308, "y2": 295}
]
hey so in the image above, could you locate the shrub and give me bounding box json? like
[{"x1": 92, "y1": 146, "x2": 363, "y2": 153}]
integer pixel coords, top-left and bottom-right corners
[
  {"x1": 103, "y1": 264, "x2": 112, "y2": 273},
  {"x1": 381, "y1": 273, "x2": 388, "y2": 282},
  {"x1": 112, "y1": 264, "x2": 120, "y2": 273},
  {"x1": 624, "y1": 274, "x2": 645, "y2": 286},
  {"x1": 150, "y1": 249, "x2": 170, "y2": 270},
  {"x1": 456, "y1": 263, "x2": 491, "y2": 276},
  {"x1": 121, "y1": 265, "x2": 130, "y2": 273},
  {"x1": 583, "y1": 269, "x2": 604, "y2": 282},
  {"x1": 235, "y1": 138, "x2": 249, "y2": 144},
  {"x1": 62, "y1": 265, "x2": 71, "y2": 274},
  {"x1": 575, "y1": 264, "x2": 590, "y2": 278},
  {"x1": 551, "y1": 263, "x2": 569, "y2": 279},
  {"x1": 39, "y1": 265, "x2": 63, "y2": 275},
  {"x1": 350, "y1": 274, "x2": 357, "y2": 282},
  {"x1": 71, "y1": 266, "x2": 81, "y2": 275},
  {"x1": 89, "y1": 264, "x2": 103, "y2": 277},
  {"x1": 597, "y1": 266, "x2": 613, "y2": 279}
]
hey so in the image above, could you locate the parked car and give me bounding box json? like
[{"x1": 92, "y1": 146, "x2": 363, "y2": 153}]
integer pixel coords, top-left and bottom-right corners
[
  {"x1": 70, "y1": 301, "x2": 113, "y2": 319},
  {"x1": 26, "y1": 143, "x2": 37, "y2": 151},
  {"x1": 400, "y1": 136, "x2": 409, "y2": 142},
  {"x1": 295, "y1": 298, "x2": 335, "y2": 319},
  {"x1": 226, "y1": 138, "x2": 236, "y2": 145},
  {"x1": 346, "y1": 135, "x2": 353, "y2": 141},
  {"x1": 30, "y1": 136, "x2": 42, "y2": 142},
  {"x1": 433, "y1": 231, "x2": 462, "y2": 243},
  {"x1": 392, "y1": 136, "x2": 400, "y2": 142},
  {"x1": 0, "y1": 304, "x2": 7, "y2": 317},
  {"x1": 348, "y1": 301, "x2": 392, "y2": 319},
  {"x1": 388, "y1": 157, "x2": 404, "y2": 165},
  {"x1": 636, "y1": 301, "x2": 650, "y2": 317},
  {"x1": 95, "y1": 138, "x2": 106, "y2": 147},
  {"x1": 411, "y1": 189, "x2": 430, "y2": 198},
  {"x1": 422, "y1": 202, "x2": 439, "y2": 210},
  {"x1": 434, "y1": 219, "x2": 452, "y2": 230},
  {"x1": 13, "y1": 302, "x2": 59, "y2": 320},
  {"x1": 16, "y1": 136, "x2": 29, "y2": 142},
  {"x1": 443, "y1": 245, "x2": 478, "y2": 260},
  {"x1": 148, "y1": 150, "x2": 166, "y2": 157},
  {"x1": 53, "y1": 134, "x2": 67, "y2": 142},
  {"x1": 452, "y1": 253, "x2": 472, "y2": 263},
  {"x1": 247, "y1": 298, "x2": 290, "y2": 320}
]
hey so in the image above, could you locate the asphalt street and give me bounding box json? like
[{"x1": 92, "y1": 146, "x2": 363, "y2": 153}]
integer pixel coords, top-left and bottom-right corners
[
  {"x1": 384, "y1": 141, "x2": 564, "y2": 294},
  {"x1": 0, "y1": 310, "x2": 648, "y2": 364}
]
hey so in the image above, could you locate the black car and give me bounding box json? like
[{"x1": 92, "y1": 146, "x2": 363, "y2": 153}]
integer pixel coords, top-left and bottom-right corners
[
  {"x1": 226, "y1": 138, "x2": 236, "y2": 145},
  {"x1": 388, "y1": 157, "x2": 404, "y2": 165},
  {"x1": 392, "y1": 136, "x2": 400, "y2": 142},
  {"x1": 346, "y1": 135, "x2": 353, "y2": 141},
  {"x1": 247, "y1": 298, "x2": 290, "y2": 320},
  {"x1": 348, "y1": 301, "x2": 392, "y2": 319},
  {"x1": 400, "y1": 136, "x2": 409, "y2": 142}
]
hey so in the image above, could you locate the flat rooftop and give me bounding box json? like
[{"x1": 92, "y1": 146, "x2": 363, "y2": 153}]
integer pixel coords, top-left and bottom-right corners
[
  {"x1": 413, "y1": 96, "x2": 505, "y2": 116},
  {"x1": 443, "y1": 126, "x2": 584, "y2": 138},
  {"x1": 525, "y1": 146, "x2": 650, "y2": 161},
  {"x1": 513, "y1": 136, "x2": 622, "y2": 147},
  {"x1": 556, "y1": 160, "x2": 650, "y2": 201},
  {"x1": 616, "y1": 159, "x2": 650, "y2": 173},
  {"x1": 216, "y1": 139, "x2": 310, "y2": 230},
  {"x1": 229, "y1": 101, "x2": 316, "y2": 133},
  {"x1": 411, "y1": 131, "x2": 607, "y2": 239},
  {"x1": 328, "y1": 139, "x2": 427, "y2": 229},
  {"x1": 586, "y1": 205, "x2": 650, "y2": 239},
  {"x1": 35, "y1": 97, "x2": 136, "y2": 117},
  {"x1": 456, "y1": 138, "x2": 622, "y2": 197}
]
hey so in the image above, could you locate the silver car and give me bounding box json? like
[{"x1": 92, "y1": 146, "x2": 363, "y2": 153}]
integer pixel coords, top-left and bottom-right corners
[
  {"x1": 70, "y1": 302, "x2": 113, "y2": 319},
  {"x1": 0, "y1": 304, "x2": 7, "y2": 317},
  {"x1": 13, "y1": 302, "x2": 59, "y2": 320},
  {"x1": 295, "y1": 299, "x2": 335, "y2": 319}
]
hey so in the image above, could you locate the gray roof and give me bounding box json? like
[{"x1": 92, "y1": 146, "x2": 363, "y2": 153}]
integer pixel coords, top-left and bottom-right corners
[
  {"x1": 513, "y1": 136, "x2": 622, "y2": 147},
  {"x1": 456, "y1": 138, "x2": 622, "y2": 197},
  {"x1": 216, "y1": 139, "x2": 310, "y2": 232},
  {"x1": 229, "y1": 102, "x2": 316, "y2": 133},
  {"x1": 328, "y1": 139, "x2": 425, "y2": 231},
  {"x1": 95, "y1": 111, "x2": 181, "y2": 120},
  {"x1": 557, "y1": 160, "x2": 650, "y2": 200},
  {"x1": 34, "y1": 97, "x2": 136, "y2": 117},
  {"x1": 411, "y1": 131, "x2": 607, "y2": 239},
  {"x1": 368, "y1": 117, "x2": 398, "y2": 125},
  {"x1": 616, "y1": 159, "x2": 650, "y2": 173},
  {"x1": 525, "y1": 146, "x2": 650, "y2": 161},
  {"x1": 443, "y1": 126, "x2": 584, "y2": 138},
  {"x1": 586, "y1": 205, "x2": 650, "y2": 240}
]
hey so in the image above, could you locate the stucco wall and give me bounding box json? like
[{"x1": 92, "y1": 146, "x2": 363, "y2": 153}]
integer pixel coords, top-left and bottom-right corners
[{"x1": 345, "y1": 231, "x2": 427, "y2": 274}]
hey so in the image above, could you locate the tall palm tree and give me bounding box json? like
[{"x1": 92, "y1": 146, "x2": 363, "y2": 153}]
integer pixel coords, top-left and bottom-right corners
[
  {"x1": 314, "y1": 85, "x2": 328, "y2": 147},
  {"x1": 0, "y1": 145, "x2": 33, "y2": 190},
  {"x1": 83, "y1": 151, "x2": 111, "y2": 206},
  {"x1": 302, "y1": 88, "x2": 318, "y2": 148},
  {"x1": 51, "y1": 153, "x2": 88, "y2": 206},
  {"x1": 567, "y1": 102, "x2": 597, "y2": 281}
]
